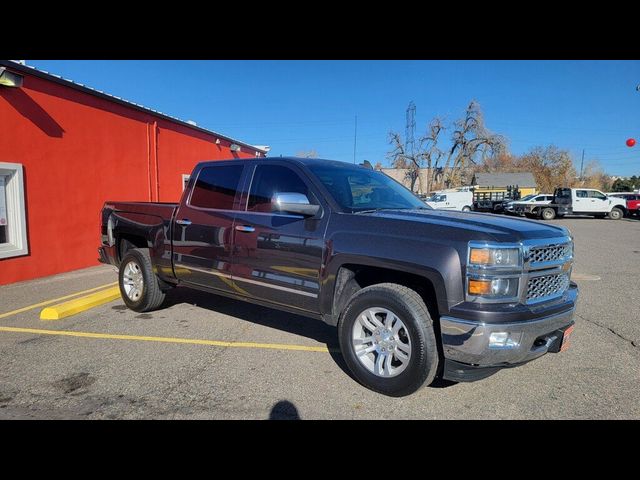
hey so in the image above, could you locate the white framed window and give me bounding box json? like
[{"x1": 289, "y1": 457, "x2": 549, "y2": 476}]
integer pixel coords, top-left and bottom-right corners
[
  {"x1": 182, "y1": 174, "x2": 190, "y2": 191},
  {"x1": 0, "y1": 162, "x2": 28, "y2": 259}
]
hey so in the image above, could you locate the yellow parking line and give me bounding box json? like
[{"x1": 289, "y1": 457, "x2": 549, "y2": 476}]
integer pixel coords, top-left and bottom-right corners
[
  {"x1": 0, "y1": 282, "x2": 118, "y2": 320},
  {"x1": 0, "y1": 326, "x2": 332, "y2": 353},
  {"x1": 40, "y1": 287, "x2": 122, "y2": 320}
]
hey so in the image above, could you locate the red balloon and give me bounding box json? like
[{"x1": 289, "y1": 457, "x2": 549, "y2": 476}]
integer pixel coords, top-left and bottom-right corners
[{"x1": 626, "y1": 138, "x2": 636, "y2": 147}]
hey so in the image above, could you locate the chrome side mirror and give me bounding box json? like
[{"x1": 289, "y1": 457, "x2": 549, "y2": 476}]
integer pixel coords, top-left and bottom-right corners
[{"x1": 272, "y1": 192, "x2": 320, "y2": 216}]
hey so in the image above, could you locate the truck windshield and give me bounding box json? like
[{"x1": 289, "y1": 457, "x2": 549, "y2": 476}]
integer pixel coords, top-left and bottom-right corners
[
  {"x1": 308, "y1": 164, "x2": 430, "y2": 212},
  {"x1": 427, "y1": 194, "x2": 446, "y2": 202}
]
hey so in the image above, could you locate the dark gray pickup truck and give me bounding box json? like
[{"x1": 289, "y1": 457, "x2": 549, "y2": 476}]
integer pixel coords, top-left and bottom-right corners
[{"x1": 99, "y1": 157, "x2": 578, "y2": 396}]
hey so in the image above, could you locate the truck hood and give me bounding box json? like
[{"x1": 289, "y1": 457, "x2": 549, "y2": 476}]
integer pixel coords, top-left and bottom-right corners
[{"x1": 360, "y1": 209, "x2": 569, "y2": 242}]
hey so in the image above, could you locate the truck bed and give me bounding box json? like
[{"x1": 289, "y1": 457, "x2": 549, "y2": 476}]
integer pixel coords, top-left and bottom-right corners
[
  {"x1": 100, "y1": 201, "x2": 179, "y2": 278},
  {"x1": 104, "y1": 201, "x2": 178, "y2": 218}
]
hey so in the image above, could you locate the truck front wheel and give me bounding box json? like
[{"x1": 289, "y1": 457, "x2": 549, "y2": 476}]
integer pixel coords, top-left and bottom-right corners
[
  {"x1": 118, "y1": 248, "x2": 166, "y2": 312},
  {"x1": 541, "y1": 207, "x2": 556, "y2": 220},
  {"x1": 608, "y1": 208, "x2": 623, "y2": 220},
  {"x1": 338, "y1": 283, "x2": 439, "y2": 397}
]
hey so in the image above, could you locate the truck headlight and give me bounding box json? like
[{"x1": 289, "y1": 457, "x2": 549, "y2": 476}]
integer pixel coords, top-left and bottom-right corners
[
  {"x1": 469, "y1": 247, "x2": 520, "y2": 267},
  {"x1": 468, "y1": 277, "x2": 519, "y2": 297}
]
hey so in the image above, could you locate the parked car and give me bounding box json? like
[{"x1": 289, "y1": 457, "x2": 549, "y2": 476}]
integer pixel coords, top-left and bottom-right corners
[
  {"x1": 503, "y1": 194, "x2": 535, "y2": 214},
  {"x1": 609, "y1": 193, "x2": 640, "y2": 216},
  {"x1": 506, "y1": 194, "x2": 554, "y2": 216},
  {"x1": 424, "y1": 190, "x2": 473, "y2": 211},
  {"x1": 99, "y1": 157, "x2": 578, "y2": 396},
  {"x1": 524, "y1": 188, "x2": 627, "y2": 220},
  {"x1": 474, "y1": 196, "x2": 513, "y2": 213}
]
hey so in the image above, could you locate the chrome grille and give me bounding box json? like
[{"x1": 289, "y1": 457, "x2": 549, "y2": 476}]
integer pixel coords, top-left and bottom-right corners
[
  {"x1": 526, "y1": 273, "x2": 570, "y2": 303},
  {"x1": 529, "y1": 244, "x2": 571, "y2": 264}
]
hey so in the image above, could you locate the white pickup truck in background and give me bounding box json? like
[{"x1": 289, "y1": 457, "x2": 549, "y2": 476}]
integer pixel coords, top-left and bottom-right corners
[{"x1": 525, "y1": 188, "x2": 628, "y2": 220}]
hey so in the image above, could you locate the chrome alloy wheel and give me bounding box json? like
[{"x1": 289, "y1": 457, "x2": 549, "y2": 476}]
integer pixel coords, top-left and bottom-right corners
[
  {"x1": 122, "y1": 261, "x2": 144, "y2": 301},
  {"x1": 352, "y1": 307, "x2": 412, "y2": 378}
]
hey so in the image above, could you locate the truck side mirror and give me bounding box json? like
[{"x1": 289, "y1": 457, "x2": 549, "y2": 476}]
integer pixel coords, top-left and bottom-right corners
[{"x1": 272, "y1": 192, "x2": 320, "y2": 217}]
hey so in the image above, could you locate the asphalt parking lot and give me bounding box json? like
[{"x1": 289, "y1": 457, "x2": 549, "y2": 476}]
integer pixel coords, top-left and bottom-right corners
[{"x1": 0, "y1": 216, "x2": 639, "y2": 419}]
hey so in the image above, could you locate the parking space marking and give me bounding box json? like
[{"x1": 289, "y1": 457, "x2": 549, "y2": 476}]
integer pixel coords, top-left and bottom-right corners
[
  {"x1": 0, "y1": 326, "x2": 334, "y2": 353},
  {"x1": 0, "y1": 282, "x2": 118, "y2": 320},
  {"x1": 40, "y1": 287, "x2": 121, "y2": 320}
]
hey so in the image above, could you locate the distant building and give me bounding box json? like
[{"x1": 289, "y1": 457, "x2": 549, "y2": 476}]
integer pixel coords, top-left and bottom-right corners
[
  {"x1": 381, "y1": 167, "x2": 475, "y2": 194},
  {"x1": 381, "y1": 168, "x2": 432, "y2": 194}
]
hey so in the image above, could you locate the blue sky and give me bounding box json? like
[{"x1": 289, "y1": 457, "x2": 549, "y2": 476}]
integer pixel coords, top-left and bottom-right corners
[{"x1": 29, "y1": 60, "x2": 640, "y2": 176}]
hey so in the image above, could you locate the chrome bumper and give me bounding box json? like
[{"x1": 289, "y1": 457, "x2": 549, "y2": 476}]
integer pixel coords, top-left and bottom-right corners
[{"x1": 440, "y1": 306, "x2": 576, "y2": 366}]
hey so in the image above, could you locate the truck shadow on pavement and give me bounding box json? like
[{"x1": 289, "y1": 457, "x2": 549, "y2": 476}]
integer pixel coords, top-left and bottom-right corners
[
  {"x1": 162, "y1": 287, "x2": 354, "y2": 380},
  {"x1": 161, "y1": 287, "x2": 458, "y2": 389}
]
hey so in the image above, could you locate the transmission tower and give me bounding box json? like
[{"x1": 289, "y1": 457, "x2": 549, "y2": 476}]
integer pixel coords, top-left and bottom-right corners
[{"x1": 405, "y1": 101, "x2": 416, "y2": 159}]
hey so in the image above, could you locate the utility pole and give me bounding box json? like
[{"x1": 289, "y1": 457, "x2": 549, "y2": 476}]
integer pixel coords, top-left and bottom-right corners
[
  {"x1": 405, "y1": 101, "x2": 416, "y2": 159},
  {"x1": 353, "y1": 115, "x2": 358, "y2": 164},
  {"x1": 579, "y1": 149, "x2": 585, "y2": 182},
  {"x1": 405, "y1": 101, "x2": 417, "y2": 191}
]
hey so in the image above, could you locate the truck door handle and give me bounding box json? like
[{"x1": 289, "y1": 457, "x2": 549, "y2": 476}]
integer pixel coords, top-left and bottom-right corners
[
  {"x1": 176, "y1": 219, "x2": 192, "y2": 225},
  {"x1": 235, "y1": 225, "x2": 255, "y2": 233}
]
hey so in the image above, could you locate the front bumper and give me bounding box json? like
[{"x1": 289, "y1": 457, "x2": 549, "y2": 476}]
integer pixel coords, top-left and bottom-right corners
[{"x1": 440, "y1": 300, "x2": 576, "y2": 382}]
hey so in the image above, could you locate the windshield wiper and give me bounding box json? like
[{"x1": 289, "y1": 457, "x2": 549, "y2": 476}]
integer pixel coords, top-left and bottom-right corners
[{"x1": 353, "y1": 207, "x2": 429, "y2": 214}]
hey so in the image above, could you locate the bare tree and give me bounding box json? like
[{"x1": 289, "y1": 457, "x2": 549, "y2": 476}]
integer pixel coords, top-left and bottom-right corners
[
  {"x1": 418, "y1": 118, "x2": 445, "y2": 194},
  {"x1": 387, "y1": 133, "x2": 422, "y2": 192},
  {"x1": 387, "y1": 101, "x2": 505, "y2": 193},
  {"x1": 435, "y1": 101, "x2": 505, "y2": 189}
]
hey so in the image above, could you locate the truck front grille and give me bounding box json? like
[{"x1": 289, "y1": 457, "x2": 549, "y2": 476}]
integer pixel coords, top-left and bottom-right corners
[
  {"x1": 526, "y1": 273, "x2": 570, "y2": 303},
  {"x1": 529, "y1": 244, "x2": 572, "y2": 264}
]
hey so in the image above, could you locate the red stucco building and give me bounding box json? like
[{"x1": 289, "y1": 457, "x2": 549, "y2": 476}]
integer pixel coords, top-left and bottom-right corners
[{"x1": 0, "y1": 60, "x2": 267, "y2": 285}]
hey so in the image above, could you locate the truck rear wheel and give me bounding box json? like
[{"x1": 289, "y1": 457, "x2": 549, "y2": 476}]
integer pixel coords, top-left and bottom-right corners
[
  {"x1": 608, "y1": 208, "x2": 623, "y2": 220},
  {"x1": 118, "y1": 248, "x2": 166, "y2": 312},
  {"x1": 541, "y1": 207, "x2": 556, "y2": 220},
  {"x1": 338, "y1": 283, "x2": 439, "y2": 397},
  {"x1": 462, "y1": 206, "x2": 471, "y2": 212}
]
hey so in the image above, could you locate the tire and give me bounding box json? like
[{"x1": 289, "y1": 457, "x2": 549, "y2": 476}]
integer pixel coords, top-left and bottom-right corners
[
  {"x1": 338, "y1": 283, "x2": 439, "y2": 397},
  {"x1": 608, "y1": 208, "x2": 623, "y2": 220},
  {"x1": 461, "y1": 206, "x2": 471, "y2": 212},
  {"x1": 118, "y1": 248, "x2": 166, "y2": 312},
  {"x1": 541, "y1": 207, "x2": 556, "y2": 220}
]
